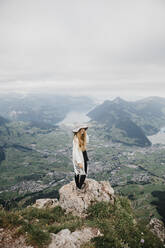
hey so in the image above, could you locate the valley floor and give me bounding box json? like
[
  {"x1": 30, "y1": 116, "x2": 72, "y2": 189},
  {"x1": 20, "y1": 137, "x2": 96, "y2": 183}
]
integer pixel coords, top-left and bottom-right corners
[{"x1": 0, "y1": 123, "x2": 165, "y2": 223}]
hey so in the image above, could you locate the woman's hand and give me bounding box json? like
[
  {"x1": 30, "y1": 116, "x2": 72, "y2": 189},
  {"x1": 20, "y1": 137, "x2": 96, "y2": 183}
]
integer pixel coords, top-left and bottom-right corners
[{"x1": 77, "y1": 163, "x2": 83, "y2": 169}]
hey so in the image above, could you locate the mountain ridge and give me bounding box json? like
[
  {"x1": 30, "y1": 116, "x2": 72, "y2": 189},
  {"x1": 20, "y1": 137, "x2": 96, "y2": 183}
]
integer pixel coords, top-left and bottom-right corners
[
  {"x1": 0, "y1": 179, "x2": 164, "y2": 248},
  {"x1": 87, "y1": 96, "x2": 165, "y2": 147}
]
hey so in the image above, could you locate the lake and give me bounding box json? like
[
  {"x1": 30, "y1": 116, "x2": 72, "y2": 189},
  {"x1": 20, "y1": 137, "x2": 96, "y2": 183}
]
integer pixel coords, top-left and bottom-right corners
[
  {"x1": 58, "y1": 111, "x2": 91, "y2": 126},
  {"x1": 147, "y1": 127, "x2": 165, "y2": 145}
]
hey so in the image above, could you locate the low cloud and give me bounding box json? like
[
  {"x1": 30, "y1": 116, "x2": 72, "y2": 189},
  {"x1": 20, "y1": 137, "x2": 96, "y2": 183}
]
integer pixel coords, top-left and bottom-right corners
[{"x1": 0, "y1": 0, "x2": 165, "y2": 99}]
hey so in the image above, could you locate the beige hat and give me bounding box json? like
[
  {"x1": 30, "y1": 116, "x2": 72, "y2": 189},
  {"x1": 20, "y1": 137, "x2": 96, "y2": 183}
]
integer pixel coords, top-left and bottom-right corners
[{"x1": 72, "y1": 124, "x2": 88, "y2": 133}]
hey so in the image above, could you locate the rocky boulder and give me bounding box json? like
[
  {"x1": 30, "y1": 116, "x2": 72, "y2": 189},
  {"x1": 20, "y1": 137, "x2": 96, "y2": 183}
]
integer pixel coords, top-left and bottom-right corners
[
  {"x1": 32, "y1": 198, "x2": 59, "y2": 209},
  {"x1": 48, "y1": 227, "x2": 102, "y2": 248},
  {"x1": 148, "y1": 218, "x2": 165, "y2": 242},
  {"x1": 32, "y1": 179, "x2": 115, "y2": 216},
  {"x1": 59, "y1": 179, "x2": 115, "y2": 216}
]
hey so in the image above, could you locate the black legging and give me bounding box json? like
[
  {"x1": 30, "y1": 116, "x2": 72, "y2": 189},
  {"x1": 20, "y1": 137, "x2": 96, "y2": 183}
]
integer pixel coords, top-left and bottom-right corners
[
  {"x1": 75, "y1": 150, "x2": 88, "y2": 189},
  {"x1": 75, "y1": 174, "x2": 86, "y2": 189}
]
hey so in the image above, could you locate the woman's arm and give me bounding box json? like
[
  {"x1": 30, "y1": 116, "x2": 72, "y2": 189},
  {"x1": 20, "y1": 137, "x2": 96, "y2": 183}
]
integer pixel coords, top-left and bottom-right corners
[{"x1": 73, "y1": 138, "x2": 83, "y2": 168}]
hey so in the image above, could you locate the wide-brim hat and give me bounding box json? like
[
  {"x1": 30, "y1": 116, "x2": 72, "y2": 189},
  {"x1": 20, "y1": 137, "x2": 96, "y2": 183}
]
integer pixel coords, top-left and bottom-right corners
[{"x1": 72, "y1": 124, "x2": 88, "y2": 133}]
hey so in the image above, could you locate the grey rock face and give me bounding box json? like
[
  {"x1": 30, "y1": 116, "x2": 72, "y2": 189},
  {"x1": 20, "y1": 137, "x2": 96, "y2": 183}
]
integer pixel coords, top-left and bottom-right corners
[
  {"x1": 32, "y1": 179, "x2": 114, "y2": 247},
  {"x1": 48, "y1": 227, "x2": 102, "y2": 248},
  {"x1": 148, "y1": 218, "x2": 165, "y2": 242},
  {"x1": 32, "y1": 198, "x2": 59, "y2": 209},
  {"x1": 59, "y1": 179, "x2": 115, "y2": 216},
  {"x1": 32, "y1": 179, "x2": 115, "y2": 216}
]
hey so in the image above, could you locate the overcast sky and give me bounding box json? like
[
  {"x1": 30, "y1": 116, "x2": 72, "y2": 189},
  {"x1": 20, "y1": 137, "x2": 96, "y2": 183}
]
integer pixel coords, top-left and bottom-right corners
[{"x1": 0, "y1": 0, "x2": 165, "y2": 100}]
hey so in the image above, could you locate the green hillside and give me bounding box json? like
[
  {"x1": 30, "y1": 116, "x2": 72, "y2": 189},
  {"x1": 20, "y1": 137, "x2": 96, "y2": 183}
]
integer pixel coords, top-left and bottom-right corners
[
  {"x1": 0, "y1": 197, "x2": 163, "y2": 248},
  {"x1": 0, "y1": 116, "x2": 10, "y2": 164},
  {"x1": 88, "y1": 97, "x2": 165, "y2": 147}
]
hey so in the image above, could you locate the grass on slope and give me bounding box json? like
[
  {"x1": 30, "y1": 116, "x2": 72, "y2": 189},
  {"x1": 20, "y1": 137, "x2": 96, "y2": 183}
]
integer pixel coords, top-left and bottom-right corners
[{"x1": 0, "y1": 196, "x2": 164, "y2": 248}]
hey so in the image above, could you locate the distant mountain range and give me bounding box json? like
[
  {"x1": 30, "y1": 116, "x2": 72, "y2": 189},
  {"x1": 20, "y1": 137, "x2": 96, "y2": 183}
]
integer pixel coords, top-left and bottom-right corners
[
  {"x1": 87, "y1": 96, "x2": 165, "y2": 147},
  {"x1": 1, "y1": 94, "x2": 165, "y2": 148},
  {"x1": 0, "y1": 94, "x2": 95, "y2": 165},
  {"x1": 0, "y1": 93, "x2": 95, "y2": 125}
]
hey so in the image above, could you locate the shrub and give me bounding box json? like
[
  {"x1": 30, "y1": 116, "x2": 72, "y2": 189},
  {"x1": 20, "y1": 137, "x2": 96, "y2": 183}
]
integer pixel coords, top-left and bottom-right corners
[
  {"x1": 0, "y1": 196, "x2": 164, "y2": 248},
  {"x1": 86, "y1": 197, "x2": 164, "y2": 248},
  {"x1": 22, "y1": 222, "x2": 50, "y2": 248},
  {"x1": 87, "y1": 201, "x2": 114, "y2": 219},
  {"x1": 0, "y1": 209, "x2": 23, "y2": 228},
  {"x1": 21, "y1": 205, "x2": 66, "y2": 225}
]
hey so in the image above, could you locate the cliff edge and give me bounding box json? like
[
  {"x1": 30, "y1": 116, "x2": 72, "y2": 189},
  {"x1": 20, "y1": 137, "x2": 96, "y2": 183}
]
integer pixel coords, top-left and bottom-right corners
[{"x1": 33, "y1": 179, "x2": 115, "y2": 216}]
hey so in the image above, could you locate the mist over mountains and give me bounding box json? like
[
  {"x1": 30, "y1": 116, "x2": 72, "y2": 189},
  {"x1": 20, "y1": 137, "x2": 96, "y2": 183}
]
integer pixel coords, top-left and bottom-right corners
[
  {"x1": 0, "y1": 93, "x2": 95, "y2": 164},
  {"x1": 0, "y1": 93, "x2": 94, "y2": 126},
  {"x1": 1, "y1": 94, "x2": 165, "y2": 149}
]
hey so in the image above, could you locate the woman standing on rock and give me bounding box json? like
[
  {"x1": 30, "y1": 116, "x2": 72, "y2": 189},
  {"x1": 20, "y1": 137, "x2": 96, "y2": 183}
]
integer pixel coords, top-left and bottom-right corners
[{"x1": 72, "y1": 124, "x2": 89, "y2": 190}]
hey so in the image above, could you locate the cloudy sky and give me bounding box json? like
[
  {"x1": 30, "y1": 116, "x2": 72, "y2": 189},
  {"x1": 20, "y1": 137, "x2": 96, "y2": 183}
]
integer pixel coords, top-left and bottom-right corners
[{"x1": 0, "y1": 0, "x2": 165, "y2": 99}]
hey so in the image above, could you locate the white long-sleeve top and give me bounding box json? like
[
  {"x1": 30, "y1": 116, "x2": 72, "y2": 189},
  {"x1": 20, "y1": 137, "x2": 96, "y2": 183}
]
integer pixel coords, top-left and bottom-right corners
[{"x1": 72, "y1": 134, "x2": 89, "y2": 175}]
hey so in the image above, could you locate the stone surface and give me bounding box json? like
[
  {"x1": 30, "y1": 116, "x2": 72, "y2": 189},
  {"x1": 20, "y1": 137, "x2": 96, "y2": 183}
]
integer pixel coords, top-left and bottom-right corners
[
  {"x1": 48, "y1": 227, "x2": 102, "y2": 248},
  {"x1": 0, "y1": 228, "x2": 33, "y2": 248},
  {"x1": 59, "y1": 179, "x2": 115, "y2": 216},
  {"x1": 32, "y1": 179, "x2": 115, "y2": 216},
  {"x1": 148, "y1": 218, "x2": 165, "y2": 242},
  {"x1": 32, "y1": 198, "x2": 59, "y2": 209}
]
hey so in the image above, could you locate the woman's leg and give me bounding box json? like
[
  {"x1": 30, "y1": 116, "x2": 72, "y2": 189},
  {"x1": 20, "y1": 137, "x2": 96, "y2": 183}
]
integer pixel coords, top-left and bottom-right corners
[
  {"x1": 75, "y1": 174, "x2": 81, "y2": 189},
  {"x1": 84, "y1": 161, "x2": 88, "y2": 174},
  {"x1": 79, "y1": 175, "x2": 86, "y2": 189},
  {"x1": 83, "y1": 151, "x2": 88, "y2": 174},
  {"x1": 79, "y1": 161, "x2": 88, "y2": 189}
]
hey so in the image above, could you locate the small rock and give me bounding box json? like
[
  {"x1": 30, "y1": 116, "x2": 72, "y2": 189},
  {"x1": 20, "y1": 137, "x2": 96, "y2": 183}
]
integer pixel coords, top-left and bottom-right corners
[
  {"x1": 32, "y1": 198, "x2": 59, "y2": 209},
  {"x1": 48, "y1": 227, "x2": 102, "y2": 248},
  {"x1": 148, "y1": 218, "x2": 165, "y2": 242}
]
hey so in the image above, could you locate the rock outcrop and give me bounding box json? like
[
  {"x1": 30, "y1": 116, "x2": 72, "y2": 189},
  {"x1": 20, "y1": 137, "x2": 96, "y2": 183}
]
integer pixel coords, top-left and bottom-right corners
[
  {"x1": 31, "y1": 179, "x2": 114, "y2": 248},
  {"x1": 59, "y1": 179, "x2": 115, "y2": 216},
  {"x1": 48, "y1": 227, "x2": 102, "y2": 248},
  {"x1": 33, "y1": 179, "x2": 115, "y2": 216},
  {"x1": 32, "y1": 198, "x2": 59, "y2": 209},
  {"x1": 148, "y1": 218, "x2": 165, "y2": 242}
]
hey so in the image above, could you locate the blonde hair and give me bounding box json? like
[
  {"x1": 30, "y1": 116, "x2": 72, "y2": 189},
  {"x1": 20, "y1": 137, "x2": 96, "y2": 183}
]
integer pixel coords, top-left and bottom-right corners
[{"x1": 74, "y1": 129, "x2": 87, "y2": 152}]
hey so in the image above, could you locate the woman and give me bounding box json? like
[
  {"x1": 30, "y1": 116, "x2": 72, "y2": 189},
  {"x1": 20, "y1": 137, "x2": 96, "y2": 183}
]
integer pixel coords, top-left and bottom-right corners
[{"x1": 72, "y1": 124, "x2": 89, "y2": 190}]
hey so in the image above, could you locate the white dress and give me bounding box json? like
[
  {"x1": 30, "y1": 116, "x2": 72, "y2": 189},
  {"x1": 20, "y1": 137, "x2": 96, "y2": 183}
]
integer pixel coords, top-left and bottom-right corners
[{"x1": 72, "y1": 135, "x2": 89, "y2": 175}]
